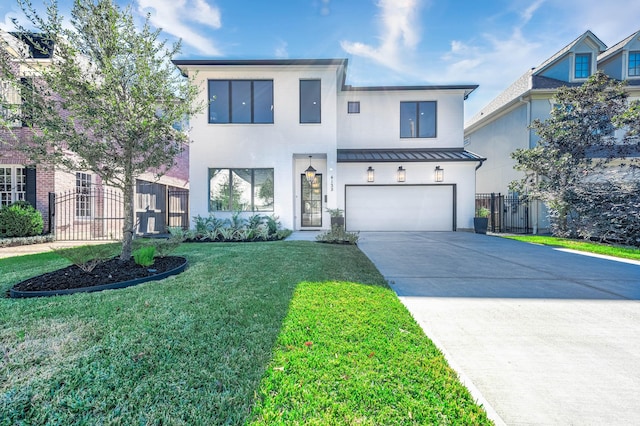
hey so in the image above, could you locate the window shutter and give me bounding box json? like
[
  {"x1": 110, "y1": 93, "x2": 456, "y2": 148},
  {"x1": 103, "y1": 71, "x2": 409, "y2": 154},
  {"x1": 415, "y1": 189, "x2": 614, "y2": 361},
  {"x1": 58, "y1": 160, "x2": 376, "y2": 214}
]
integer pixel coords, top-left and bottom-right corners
[{"x1": 25, "y1": 167, "x2": 36, "y2": 207}]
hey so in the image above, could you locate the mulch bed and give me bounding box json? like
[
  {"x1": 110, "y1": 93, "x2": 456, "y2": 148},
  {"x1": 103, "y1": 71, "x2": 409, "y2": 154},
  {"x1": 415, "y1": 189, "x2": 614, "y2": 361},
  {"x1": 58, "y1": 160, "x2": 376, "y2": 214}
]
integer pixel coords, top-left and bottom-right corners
[{"x1": 11, "y1": 256, "x2": 185, "y2": 293}]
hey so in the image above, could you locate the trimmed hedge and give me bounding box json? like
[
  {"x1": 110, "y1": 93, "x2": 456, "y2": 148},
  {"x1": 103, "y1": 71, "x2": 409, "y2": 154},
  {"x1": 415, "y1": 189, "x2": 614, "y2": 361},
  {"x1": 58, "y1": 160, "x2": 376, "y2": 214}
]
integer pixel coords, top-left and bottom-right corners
[{"x1": 0, "y1": 201, "x2": 44, "y2": 238}]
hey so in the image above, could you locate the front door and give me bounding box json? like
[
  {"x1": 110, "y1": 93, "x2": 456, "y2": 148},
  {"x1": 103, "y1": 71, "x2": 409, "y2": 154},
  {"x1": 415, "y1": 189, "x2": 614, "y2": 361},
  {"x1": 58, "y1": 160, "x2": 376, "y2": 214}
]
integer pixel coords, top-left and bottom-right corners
[{"x1": 301, "y1": 174, "x2": 322, "y2": 227}]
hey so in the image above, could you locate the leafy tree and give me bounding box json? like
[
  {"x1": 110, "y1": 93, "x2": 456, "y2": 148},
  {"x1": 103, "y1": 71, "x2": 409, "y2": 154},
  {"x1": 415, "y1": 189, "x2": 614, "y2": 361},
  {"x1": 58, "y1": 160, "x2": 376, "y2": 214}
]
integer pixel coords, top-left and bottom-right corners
[
  {"x1": 0, "y1": 0, "x2": 202, "y2": 259},
  {"x1": 511, "y1": 71, "x2": 631, "y2": 237}
]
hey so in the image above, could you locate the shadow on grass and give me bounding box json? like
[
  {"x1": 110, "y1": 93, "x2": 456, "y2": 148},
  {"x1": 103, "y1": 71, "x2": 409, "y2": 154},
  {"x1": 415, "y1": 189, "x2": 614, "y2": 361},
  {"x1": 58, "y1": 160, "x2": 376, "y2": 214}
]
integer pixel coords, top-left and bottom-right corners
[{"x1": 0, "y1": 241, "x2": 390, "y2": 425}]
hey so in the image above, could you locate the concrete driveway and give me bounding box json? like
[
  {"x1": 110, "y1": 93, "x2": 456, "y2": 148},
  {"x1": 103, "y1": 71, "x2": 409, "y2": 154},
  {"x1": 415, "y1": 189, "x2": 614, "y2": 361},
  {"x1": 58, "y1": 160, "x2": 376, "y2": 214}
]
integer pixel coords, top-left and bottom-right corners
[{"x1": 357, "y1": 232, "x2": 640, "y2": 426}]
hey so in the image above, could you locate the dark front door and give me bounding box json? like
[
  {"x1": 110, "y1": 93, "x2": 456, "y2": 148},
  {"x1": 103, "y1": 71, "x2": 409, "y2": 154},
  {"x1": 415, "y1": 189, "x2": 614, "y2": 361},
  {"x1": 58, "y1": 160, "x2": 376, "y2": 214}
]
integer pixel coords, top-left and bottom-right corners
[{"x1": 301, "y1": 174, "x2": 322, "y2": 227}]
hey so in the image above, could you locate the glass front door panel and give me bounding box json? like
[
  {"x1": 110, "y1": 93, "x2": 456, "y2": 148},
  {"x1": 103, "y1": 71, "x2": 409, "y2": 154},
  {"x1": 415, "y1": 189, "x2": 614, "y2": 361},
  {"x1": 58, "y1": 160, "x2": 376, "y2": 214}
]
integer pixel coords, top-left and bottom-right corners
[{"x1": 301, "y1": 174, "x2": 322, "y2": 227}]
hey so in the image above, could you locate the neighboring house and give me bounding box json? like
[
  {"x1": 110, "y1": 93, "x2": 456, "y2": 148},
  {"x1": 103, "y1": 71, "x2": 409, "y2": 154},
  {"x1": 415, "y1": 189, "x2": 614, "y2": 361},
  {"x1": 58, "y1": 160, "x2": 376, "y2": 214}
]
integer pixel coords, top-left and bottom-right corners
[
  {"x1": 172, "y1": 58, "x2": 483, "y2": 232},
  {"x1": 0, "y1": 30, "x2": 189, "y2": 238},
  {"x1": 464, "y1": 30, "x2": 640, "y2": 233}
]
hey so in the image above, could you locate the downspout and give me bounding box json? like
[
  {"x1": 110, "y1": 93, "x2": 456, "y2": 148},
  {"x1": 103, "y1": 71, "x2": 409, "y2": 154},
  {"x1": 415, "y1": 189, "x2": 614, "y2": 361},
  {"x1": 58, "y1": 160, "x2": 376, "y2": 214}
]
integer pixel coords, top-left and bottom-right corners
[{"x1": 519, "y1": 95, "x2": 538, "y2": 234}]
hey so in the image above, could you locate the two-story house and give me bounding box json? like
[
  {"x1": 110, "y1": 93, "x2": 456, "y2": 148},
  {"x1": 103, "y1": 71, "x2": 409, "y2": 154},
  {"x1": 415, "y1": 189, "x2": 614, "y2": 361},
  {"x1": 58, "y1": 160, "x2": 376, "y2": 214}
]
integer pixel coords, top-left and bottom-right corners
[
  {"x1": 0, "y1": 29, "x2": 190, "y2": 238},
  {"x1": 172, "y1": 58, "x2": 483, "y2": 232},
  {"x1": 464, "y1": 30, "x2": 640, "y2": 233}
]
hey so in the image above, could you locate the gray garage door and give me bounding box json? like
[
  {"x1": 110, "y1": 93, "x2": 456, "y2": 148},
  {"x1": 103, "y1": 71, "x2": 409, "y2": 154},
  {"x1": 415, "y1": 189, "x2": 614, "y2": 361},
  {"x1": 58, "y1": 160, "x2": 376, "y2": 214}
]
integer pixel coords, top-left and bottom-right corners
[{"x1": 345, "y1": 185, "x2": 454, "y2": 231}]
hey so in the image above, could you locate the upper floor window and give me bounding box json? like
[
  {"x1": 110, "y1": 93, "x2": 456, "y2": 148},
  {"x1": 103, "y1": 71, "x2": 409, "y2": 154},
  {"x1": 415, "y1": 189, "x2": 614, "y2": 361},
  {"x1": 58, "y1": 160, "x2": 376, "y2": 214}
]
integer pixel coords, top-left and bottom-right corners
[
  {"x1": 208, "y1": 80, "x2": 273, "y2": 124},
  {"x1": 629, "y1": 51, "x2": 640, "y2": 77},
  {"x1": 208, "y1": 168, "x2": 274, "y2": 212},
  {"x1": 574, "y1": 53, "x2": 591, "y2": 79},
  {"x1": 300, "y1": 79, "x2": 321, "y2": 123},
  {"x1": 400, "y1": 101, "x2": 437, "y2": 138},
  {"x1": 347, "y1": 101, "x2": 360, "y2": 114}
]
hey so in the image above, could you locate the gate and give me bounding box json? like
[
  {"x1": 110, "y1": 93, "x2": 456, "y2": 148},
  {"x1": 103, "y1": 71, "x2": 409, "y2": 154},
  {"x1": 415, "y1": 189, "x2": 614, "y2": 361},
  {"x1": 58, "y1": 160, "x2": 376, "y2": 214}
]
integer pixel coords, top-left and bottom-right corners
[
  {"x1": 476, "y1": 193, "x2": 531, "y2": 234},
  {"x1": 49, "y1": 188, "x2": 124, "y2": 241},
  {"x1": 167, "y1": 189, "x2": 189, "y2": 230}
]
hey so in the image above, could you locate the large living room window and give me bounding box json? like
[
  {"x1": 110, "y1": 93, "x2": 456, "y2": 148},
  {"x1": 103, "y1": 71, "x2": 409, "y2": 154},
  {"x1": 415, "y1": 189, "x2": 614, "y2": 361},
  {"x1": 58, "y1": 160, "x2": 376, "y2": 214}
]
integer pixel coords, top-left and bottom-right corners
[
  {"x1": 300, "y1": 79, "x2": 321, "y2": 123},
  {"x1": 208, "y1": 168, "x2": 274, "y2": 212},
  {"x1": 574, "y1": 53, "x2": 591, "y2": 79},
  {"x1": 208, "y1": 80, "x2": 274, "y2": 124},
  {"x1": 0, "y1": 166, "x2": 26, "y2": 207},
  {"x1": 400, "y1": 101, "x2": 437, "y2": 138},
  {"x1": 629, "y1": 51, "x2": 640, "y2": 77}
]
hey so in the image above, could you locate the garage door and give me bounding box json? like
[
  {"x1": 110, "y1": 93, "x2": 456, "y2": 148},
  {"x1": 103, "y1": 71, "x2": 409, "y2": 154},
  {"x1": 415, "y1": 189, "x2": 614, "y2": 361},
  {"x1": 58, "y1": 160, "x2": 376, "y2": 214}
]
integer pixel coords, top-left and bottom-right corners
[{"x1": 345, "y1": 185, "x2": 454, "y2": 231}]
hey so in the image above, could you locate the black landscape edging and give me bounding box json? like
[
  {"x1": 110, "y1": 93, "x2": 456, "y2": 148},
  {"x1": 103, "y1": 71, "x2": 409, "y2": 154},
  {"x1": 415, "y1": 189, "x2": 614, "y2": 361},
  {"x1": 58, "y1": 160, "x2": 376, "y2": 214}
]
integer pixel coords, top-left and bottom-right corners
[{"x1": 9, "y1": 257, "x2": 188, "y2": 298}]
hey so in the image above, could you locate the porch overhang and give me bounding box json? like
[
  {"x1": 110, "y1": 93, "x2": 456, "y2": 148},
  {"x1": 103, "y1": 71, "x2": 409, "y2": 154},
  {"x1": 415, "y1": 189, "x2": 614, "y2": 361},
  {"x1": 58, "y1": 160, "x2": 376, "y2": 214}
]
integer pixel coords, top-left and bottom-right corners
[{"x1": 337, "y1": 148, "x2": 486, "y2": 163}]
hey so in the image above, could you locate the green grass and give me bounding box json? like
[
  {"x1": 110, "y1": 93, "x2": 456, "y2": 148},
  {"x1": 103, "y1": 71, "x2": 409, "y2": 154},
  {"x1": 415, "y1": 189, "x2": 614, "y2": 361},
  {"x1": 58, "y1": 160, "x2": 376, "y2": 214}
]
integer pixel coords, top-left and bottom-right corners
[
  {"x1": 502, "y1": 235, "x2": 640, "y2": 261},
  {"x1": 0, "y1": 242, "x2": 492, "y2": 425}
]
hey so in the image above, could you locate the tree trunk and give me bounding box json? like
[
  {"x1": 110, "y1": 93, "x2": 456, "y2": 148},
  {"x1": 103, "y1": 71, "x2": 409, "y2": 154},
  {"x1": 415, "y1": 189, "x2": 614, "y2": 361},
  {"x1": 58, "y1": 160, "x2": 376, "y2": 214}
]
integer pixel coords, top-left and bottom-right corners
[{"x1": 120, "y1": 182, "x2": 135, "y2": 260}]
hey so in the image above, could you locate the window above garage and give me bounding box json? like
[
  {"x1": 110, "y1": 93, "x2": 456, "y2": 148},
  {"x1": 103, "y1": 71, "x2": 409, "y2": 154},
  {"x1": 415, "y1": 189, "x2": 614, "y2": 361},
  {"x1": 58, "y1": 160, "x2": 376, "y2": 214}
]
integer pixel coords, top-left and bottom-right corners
[{"x1": 400, "y1": 101, "x2": 436, "y2": 138}]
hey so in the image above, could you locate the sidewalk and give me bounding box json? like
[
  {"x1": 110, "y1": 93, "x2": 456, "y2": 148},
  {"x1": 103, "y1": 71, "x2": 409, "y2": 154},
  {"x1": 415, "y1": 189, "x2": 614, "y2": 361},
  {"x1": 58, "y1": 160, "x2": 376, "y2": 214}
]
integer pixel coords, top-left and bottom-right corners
[{"x1": 0, "y1": 240, "x2": 108, "y2": 259}]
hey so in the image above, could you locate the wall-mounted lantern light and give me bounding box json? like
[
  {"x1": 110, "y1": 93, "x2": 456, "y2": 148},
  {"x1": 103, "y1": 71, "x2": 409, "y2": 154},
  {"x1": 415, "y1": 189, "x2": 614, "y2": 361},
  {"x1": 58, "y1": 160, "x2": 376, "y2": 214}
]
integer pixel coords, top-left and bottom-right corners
[
  {"x1": 434, "y1": 165, "x2": 444, "y2": 182},
  {"x1": 397, "y1": 166, "x2": 406, "y2": 182},
  {"x1": 367, "y1": 166, "x2": 375, "y2": 182},
  {"x1": 305, "y1": 155, "x2": 317, "y2": 185}
]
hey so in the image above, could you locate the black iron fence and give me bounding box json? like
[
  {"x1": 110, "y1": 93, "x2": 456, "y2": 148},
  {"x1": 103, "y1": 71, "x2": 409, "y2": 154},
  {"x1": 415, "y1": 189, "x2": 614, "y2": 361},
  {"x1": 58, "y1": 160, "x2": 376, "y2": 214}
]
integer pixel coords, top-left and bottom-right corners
[
  {"x1": 49, "y1": 188, "x2": 124, "y2": 241},
  {"x1": 49, "y1": 186, "x2": 190, "y2": 241},
  {"x1": 476, "y1": 193, "x2": 531, "y2": 234}
]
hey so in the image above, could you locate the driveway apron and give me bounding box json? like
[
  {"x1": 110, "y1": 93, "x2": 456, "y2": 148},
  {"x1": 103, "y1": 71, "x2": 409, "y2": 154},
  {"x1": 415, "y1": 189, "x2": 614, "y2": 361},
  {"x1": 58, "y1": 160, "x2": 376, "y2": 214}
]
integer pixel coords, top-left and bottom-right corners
[{"x1": 357, "y1": 232, "x2": 640, "y2": 426}]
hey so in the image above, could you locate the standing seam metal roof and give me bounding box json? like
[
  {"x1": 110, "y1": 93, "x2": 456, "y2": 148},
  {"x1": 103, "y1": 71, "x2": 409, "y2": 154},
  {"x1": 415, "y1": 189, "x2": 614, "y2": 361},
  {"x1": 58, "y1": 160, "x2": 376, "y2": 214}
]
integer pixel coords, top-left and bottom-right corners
[{"x1": 337, "y1": 148, "x2": 485, "y2": 162}]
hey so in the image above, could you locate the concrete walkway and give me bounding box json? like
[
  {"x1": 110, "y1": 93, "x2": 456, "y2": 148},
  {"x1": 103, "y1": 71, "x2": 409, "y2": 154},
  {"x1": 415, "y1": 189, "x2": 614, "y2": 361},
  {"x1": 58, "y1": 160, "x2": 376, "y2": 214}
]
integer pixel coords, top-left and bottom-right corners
[
  {"x1": 0, "y1": 240, "x2": 110, "y2": 259},
  {"x1": 357, "y1": 232, "x2": 640, "y2": 426}
]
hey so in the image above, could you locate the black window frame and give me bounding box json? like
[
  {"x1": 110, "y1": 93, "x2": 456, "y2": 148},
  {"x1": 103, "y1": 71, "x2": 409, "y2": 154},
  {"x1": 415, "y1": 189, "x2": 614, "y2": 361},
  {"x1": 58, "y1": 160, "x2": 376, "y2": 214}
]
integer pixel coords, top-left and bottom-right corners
[
  {"x1": 299, "y1": 79, "x2": 321, "y2": 123},
  {"x1": 347, "y1": 101, "x2": 360, "y2": 114},
  {"x1": 208, "y1": 79, "x2": 274, "y2": 124},
  {"x1": 208, "y1": 168, "x2": 275, "y2": 212},
  {"x1": 400, "y1": 101, "x2": 437, "y2": 138},
  {"x1": 574, "y1": 53, "x2": 591, "y2": 79}
]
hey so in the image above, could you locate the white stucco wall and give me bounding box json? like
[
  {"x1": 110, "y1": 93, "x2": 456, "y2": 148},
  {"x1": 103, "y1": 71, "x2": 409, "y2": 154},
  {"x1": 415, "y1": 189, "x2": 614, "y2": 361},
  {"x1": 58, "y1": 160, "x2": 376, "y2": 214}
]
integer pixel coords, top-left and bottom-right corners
[
  {"x1": 186, "y1": 64, "x2": 341, "y2": 229},
  {"x1": 337, "y1": 89, "x2": 466, "y2": 149},
  {"x1": 181, "y1": 60, "x2": 477, "y2": 232},
  {"x1": 337, "y1": 161, "x2": 478, "y2": 230}
]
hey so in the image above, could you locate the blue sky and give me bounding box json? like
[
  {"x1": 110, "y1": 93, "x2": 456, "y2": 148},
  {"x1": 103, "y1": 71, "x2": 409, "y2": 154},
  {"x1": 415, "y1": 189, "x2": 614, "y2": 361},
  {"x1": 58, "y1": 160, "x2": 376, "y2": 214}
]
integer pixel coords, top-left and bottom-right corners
[{"x1": 1, "y1": 0, "x2": 639, "y2": 121}]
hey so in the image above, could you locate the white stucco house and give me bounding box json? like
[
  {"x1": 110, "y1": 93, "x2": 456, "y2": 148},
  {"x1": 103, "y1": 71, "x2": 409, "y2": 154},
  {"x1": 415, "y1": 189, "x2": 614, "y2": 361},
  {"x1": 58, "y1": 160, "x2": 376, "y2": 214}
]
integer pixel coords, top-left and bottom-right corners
[
  {"x1": 172, "y1": 58, "x2": 483, "y2": 232},
  {"x1": 464, "y1": 30, "x2": 640, "y2": 233}
]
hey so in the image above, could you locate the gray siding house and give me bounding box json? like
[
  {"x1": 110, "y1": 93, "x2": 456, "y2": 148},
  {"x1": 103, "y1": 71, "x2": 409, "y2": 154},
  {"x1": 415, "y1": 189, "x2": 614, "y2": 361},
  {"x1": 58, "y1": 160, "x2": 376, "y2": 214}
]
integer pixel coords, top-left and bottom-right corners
[{"x1": 464, "y1": 30, "x2": 640, "y2": 233}]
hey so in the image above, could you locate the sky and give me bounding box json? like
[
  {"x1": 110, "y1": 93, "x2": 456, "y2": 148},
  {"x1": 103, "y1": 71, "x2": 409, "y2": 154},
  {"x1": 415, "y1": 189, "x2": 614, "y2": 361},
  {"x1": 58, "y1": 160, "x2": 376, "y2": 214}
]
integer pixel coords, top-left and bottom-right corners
[{"x1": 1, "y1": 0, "x2": 639, "y2": 122}]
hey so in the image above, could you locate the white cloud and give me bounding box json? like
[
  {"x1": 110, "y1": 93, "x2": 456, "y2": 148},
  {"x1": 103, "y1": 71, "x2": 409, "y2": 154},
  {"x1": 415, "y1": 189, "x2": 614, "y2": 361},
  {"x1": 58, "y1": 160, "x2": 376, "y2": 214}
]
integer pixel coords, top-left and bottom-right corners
[
  {"x1": 274, "y1": 40, "x2": 288, "y2": 59},
  {"x1": 320, "y1": 0, "x2": 331, "y2": 16},
  {"x1": 340, "y1": 0, "x2": 422, "y2": 72},
  {"x1": 137, "y1": 0, "x2": 222, "y2": 56},
  {"x1": 521, "y1": 0, "x2": 546, "y2": 24}
]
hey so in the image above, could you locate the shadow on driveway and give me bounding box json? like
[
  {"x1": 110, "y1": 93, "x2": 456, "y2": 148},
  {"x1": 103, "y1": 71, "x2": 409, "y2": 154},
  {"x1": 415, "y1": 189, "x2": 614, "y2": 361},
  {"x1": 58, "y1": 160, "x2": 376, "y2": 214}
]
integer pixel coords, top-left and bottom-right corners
[{"x1": 357, "y1": 232, "x2": 640, "y2": 425}]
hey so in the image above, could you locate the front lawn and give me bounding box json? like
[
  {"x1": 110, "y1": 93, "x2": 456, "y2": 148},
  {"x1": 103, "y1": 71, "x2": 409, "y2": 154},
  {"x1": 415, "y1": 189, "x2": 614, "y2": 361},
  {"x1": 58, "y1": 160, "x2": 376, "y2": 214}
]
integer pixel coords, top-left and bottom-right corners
[
  {"x1": 502, "y1": 235, "x2": 640, "y2": 261},
  {"x1": 0, "y1": 242, "x2": 491, "y2": 425}
]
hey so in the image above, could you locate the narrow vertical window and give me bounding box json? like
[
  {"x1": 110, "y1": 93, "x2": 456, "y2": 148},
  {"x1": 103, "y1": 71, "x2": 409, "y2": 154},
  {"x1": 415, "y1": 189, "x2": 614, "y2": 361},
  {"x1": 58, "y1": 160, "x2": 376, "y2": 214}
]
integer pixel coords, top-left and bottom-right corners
[
  {"x1": 300, "y1": 79, "x2": 321, "y2": 123},
  {"x1": 575, "y1": 53, "x2": 591, "y2": 79},
  {"x1": 76, "y1": 172, "x2": 92, "y2": 218},
  {"x1": 629, "y1": 52, "x2": 640, "y2": 77}
]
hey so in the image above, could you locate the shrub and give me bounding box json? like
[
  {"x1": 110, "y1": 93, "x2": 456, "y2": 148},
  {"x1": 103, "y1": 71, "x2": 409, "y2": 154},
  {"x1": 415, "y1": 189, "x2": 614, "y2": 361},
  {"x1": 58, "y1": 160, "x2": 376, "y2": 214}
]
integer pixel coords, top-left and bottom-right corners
[
  {"x1": 316, "y1": 225, "x2": 359, "y2": 245},
  {"x1": 133, "y1": 246, "x2": 156, "y2": 267},
  {"x1": 52, "y1": 243, "x2": 120, "y2": 273},
  {"x1": 187, "y1": 213, "x2": 290, "y2": 242},
  {"x1": 0, "y1": 201, "x2": 44, "y2": 238},
  {"x1": 133, "y1": 237, "x2": 182, "y2": 258}
]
